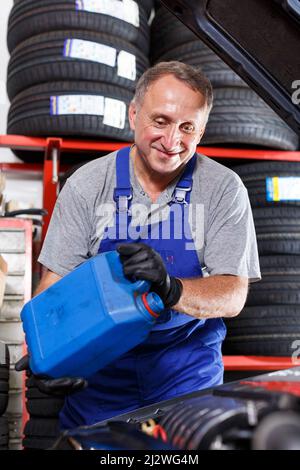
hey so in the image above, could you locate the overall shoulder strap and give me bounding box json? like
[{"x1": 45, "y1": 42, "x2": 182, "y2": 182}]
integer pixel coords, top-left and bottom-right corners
[
  {"x1": 172, "y1": 154, "x2": 197, "y2": 205},
  {"x1": 114, "y1": 146, "x2": 132, "y2": 213}
]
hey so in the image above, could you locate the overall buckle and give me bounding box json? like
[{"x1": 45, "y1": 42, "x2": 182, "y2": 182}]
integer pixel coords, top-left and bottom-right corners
[
  {"x1": 114, "y1": 189, "x2": 133, "y2": 214},
  {"x1": 117, "y1": 195, "x2": 132, "y2": 214},
  {"x1": 171, "y1": 186, "x2": 192, "y2": 205}
]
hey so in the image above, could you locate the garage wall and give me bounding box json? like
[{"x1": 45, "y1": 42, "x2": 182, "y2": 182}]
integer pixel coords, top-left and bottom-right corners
[{"x1": 0, "y1": 1, "x2": 43, "y2": 208}]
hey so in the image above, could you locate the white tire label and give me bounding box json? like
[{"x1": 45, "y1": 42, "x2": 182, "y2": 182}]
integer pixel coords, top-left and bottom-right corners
[
  {"x1": 266, "y1": 176, "x2": 300, "y2": 201},
  {"x1": 64, "y1": 39, "x2": 117, "y2": 67},
  {"x1": 117, "y1": 51, "x2": 136, "y2": 80},
  {"x1": 64, "y1": 40, "x2": 136, "y2": 81},
  {"x1": 103, "y1": 98, "x2": 126, "y2": 129},
  {"x1": 123, "y1": 0, "x2": 140, "y2": 27},
  {"x1": 75, "y1": 0, "x2": 140, "y2": 27},
  {"x1": 50, "y1": 95, "x2": 104, "y2": 116}
]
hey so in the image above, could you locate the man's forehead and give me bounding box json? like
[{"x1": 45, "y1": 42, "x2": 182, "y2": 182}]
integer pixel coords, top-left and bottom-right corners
[
  {"x1": 147, "y1": 75, "x2": 202, "y2": 94},
  {"x1": 143, "y1": 91, "x2": 208, "y2": 120},
  {"x1": 140, "y1": 77, "x2": 205, "y2": 108}
]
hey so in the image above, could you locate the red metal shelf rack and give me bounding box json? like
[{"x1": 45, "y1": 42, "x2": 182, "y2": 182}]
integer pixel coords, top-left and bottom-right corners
[
  {"x1": 1, "y1": 134, "x2": 300, "y2": 240},
  {"x1": 223, "y1": 356, "x2": 298, "y2": 371},
  {"x1": 1, "y1": 134, "x2": 300, "y2": 373}
]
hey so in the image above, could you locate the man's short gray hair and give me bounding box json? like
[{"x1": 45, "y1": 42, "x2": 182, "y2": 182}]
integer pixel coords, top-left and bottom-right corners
[{"x1": 133, "y1": 61, "x2": 213, "y2": 113}]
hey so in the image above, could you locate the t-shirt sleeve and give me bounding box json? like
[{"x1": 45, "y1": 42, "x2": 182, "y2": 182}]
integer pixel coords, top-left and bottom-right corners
[
  {"x1": 38, "y1": 180, "x2": 91, "y2": 277},
  {"x1": 204, "y1": 184, "x2": 261, "y2": 283}
]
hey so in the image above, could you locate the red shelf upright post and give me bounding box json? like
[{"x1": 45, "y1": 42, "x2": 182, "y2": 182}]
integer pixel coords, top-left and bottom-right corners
[{"x1": 42, "y1": 138, "x2": 62, "y2": 241}]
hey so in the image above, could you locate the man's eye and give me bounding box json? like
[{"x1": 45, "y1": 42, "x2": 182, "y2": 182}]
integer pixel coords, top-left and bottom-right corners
[
  {"x1": 183, "y1": 124, "x2": 194, "y2": 132},
  {"x1": 182, "y1": 124, "x2": 194, "y2": 133},
  {"x1": 155, "y1": 120, "x2": 166, "y2": 126}
]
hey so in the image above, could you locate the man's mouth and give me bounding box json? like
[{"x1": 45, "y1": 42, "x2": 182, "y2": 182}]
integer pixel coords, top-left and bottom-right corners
[{"x1": 155, "y1": 148, "x2": 182, "y2": 157}]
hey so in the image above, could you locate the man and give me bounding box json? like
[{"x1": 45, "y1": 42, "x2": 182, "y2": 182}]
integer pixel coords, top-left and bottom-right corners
[{"x1": 17, "y1": 61, "x2": 261, "y2": 428}]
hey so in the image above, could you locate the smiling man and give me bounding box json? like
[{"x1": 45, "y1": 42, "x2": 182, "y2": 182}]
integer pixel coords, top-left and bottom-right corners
[
  {"x1": 19, "y1": 61, "x2": 261, "y2": 429},
  {"x1": 129, "y1": 73, "x2": 208, "y2": 182}
]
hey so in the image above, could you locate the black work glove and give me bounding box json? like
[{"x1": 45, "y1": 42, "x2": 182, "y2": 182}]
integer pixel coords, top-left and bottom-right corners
[
  {"x1": 15, "y1": 355, "x2": 87, "y2": 397},
  {"x1": 117, "y1": 243, "x2": 183, "y2": 309}
]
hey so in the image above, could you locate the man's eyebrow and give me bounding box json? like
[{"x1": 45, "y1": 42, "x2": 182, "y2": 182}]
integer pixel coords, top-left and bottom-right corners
[
  {"x1": 150, "y1": 113, "x2": 195, "y2": 125},
  {"x1": 150, "y1": 113, "x2": 170, "y2": 120}
]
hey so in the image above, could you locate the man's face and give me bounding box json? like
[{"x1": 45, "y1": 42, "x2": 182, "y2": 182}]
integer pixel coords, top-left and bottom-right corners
[{"x1": 129, "y1": 74, "x2": 209, "y2": 176}]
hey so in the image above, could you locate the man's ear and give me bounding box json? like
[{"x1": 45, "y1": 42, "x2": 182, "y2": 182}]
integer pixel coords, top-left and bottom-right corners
[
  {"x1": 128, "y1": 101, "x2": 137, "y2": 131},
  {"x1": 198, "y1": 127, "x2": 206, "y2": 144}
]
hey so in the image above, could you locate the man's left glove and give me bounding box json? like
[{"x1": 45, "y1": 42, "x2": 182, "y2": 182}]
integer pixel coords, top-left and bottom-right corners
[
  {"x1": 117, "y1": 243, "x2": 183, "y2": 309},
  {"x1": 15, "y1": 355, "x2": 87, "y2": 397}
]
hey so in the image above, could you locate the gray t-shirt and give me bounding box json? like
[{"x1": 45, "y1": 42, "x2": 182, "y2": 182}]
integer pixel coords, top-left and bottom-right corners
[{"x1": 39, "y1": 150, "x2": 261, "y2": 282}]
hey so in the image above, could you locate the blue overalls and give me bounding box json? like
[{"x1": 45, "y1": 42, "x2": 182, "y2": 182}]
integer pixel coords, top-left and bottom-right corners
[{"x1": 60, "y1": 146, "x2": 226, "y2": 429}]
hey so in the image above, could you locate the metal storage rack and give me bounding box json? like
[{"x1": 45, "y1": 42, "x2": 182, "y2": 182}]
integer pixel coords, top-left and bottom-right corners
[
  {"x1": 0, "y1": 217, "x2": 32, "y2": 449},
  {"x1": 2, "y1": 134, "x2": 300, "y2": 242},
  {"x1": 1, "y1": 134, "x2": 300, "y2": 425}
]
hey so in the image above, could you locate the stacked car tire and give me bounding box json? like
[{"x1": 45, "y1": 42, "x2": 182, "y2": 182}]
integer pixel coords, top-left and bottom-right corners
[
  {"x1": 151, "y1": 6, "x2": 300, "y2": 357},
  {"x1": 0, "y1": 342, "x2": 10, "y2": 451},
  {"x1": 22, "y1": 374, "x2": 63, "y2": 450},
  {"x1": 223, "y1": 162, "x2": 300, "y2": 356},
  {"x1": 151, "y1": 6, "x2": 299, "y2": 151},
  {"x1": 7, "y1": 0, "x2": 153, "y2": 161}
]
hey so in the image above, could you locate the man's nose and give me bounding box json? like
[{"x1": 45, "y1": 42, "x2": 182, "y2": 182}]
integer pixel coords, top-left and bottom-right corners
[{"x1": 161, "y1": 125, "x2": 181, "y2": 151}]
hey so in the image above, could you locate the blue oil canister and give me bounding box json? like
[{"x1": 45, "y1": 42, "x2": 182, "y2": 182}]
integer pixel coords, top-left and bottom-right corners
[{"x1": 21, "y1": 250, "x2": 164, "y2": 379}]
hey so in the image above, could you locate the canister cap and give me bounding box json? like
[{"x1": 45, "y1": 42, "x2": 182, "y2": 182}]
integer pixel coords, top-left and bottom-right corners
[{"x1": 141, "y1": 292, "x2": 164, "y2": 318}]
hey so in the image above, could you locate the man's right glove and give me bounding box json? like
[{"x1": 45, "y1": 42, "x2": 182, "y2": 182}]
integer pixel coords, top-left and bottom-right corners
[
  {"x1": 15, "y1": 355, "x2": 87, "y2": 397},
  {"x1": 117, "y1": 243, "x2": 183, "y2": 309}
]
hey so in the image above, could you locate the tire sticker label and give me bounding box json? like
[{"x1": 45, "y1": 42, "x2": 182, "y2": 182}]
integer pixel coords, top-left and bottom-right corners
[
  {"x1": 117, "y1": 51, "x2": 136, "y2": 80},
  {"x1": 63, "y1": 39, "x2": 136, "y2": 81},
  {"x1": 75, "y1": 0, "x2": 140, "y2": 27},
  {"x1": 64, "y1": 39, "x2": 117, "y2": 67},
  {"x1": 103, "y1": 98, "x2": 126, "y2": 129},
  {"x1": 266, "y1": 176, "x2": 300, "y2": 201},
  {"x1": 50, "y1": 95, "x2": 104, "y2": 116}
]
